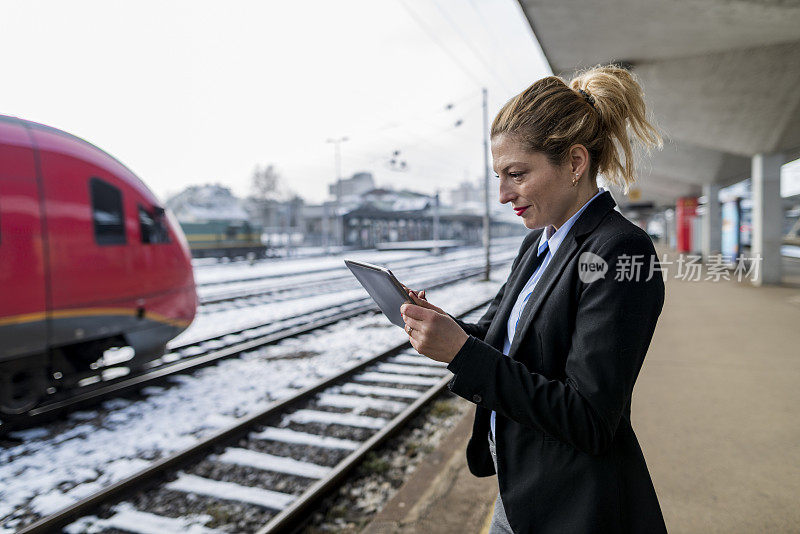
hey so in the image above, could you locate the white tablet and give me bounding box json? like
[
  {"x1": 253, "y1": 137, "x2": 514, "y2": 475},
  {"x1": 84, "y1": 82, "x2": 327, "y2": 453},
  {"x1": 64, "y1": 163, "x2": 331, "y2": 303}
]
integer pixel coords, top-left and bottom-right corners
[{"x1": 345, "y1": 259, "x2": 412, "y2": 328}]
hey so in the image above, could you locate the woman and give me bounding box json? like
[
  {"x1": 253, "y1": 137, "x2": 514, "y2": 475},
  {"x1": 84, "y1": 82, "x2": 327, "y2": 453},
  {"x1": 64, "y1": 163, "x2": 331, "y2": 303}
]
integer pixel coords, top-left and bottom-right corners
[{"x1": 400, "y1": 65, "x2": 668, "y2": 533}]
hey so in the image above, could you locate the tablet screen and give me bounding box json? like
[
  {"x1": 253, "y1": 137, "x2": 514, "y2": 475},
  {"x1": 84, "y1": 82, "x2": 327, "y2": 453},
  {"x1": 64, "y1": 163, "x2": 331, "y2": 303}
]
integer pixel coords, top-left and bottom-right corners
[{"x1": 345, "y1": 260, "x2": 410, "y2": 328}]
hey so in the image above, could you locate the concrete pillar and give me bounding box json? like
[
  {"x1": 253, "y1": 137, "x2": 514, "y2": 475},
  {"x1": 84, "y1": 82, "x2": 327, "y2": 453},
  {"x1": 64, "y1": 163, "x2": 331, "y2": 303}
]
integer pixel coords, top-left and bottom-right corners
[
  {"x1": 665, "y1": 209, "x2": 676, "y2": 249},
  {"x1": 751, "y1": 153, "x2": 784, "y2": 286},
  {"x1": 701, "y1": 183, "x2": 722, "y2": 261}
]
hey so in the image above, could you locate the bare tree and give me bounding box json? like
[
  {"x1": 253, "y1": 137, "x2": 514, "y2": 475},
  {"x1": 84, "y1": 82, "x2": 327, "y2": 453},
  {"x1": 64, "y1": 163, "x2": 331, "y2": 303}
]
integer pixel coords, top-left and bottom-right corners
[{"x1": 251, "y1": 164, "x2": 282, "y2": 201}]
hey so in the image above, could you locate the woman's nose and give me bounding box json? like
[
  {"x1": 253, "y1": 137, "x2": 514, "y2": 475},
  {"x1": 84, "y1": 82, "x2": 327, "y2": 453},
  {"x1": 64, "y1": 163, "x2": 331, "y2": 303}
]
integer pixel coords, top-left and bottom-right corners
[{"x1": 498, "y1": 181, "x2": 515, "y2": 204}]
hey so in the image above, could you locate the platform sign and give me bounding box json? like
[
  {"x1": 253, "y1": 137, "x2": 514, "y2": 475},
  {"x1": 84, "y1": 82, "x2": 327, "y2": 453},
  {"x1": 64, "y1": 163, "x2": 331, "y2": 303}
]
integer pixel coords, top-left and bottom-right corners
[
  {"x1": 721, "y1": 198, "x2": 740, "y2": 264},
  {"x1": 675, "y1": 197, "x2": 698, "y2": 253}
]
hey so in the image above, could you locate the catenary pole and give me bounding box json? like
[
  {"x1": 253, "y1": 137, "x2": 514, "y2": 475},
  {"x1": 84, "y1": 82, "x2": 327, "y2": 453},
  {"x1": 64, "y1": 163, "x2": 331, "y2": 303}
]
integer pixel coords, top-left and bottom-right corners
[
  {"x1": 326, "y1": 136, "x2": 348, "y2": 248},
  {"x1": 482, "y1": 87, "x2": 491, "y2": 281},
  {"x1": 433, "y1": 190, "x2": 440, "y2": 255}
]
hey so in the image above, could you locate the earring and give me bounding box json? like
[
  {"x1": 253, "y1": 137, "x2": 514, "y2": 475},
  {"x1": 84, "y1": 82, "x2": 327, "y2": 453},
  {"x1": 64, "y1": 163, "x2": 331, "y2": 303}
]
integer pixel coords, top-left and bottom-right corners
[{"x1": 572, "y1": 172, "x2": 579, "y2": 187}]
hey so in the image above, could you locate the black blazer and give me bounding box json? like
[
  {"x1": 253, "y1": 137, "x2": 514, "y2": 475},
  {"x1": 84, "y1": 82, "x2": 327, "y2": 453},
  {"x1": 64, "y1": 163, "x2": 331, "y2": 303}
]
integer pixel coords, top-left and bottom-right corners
[{"x1": 446, "y1": 191, "x2": 668, "y2": 533}]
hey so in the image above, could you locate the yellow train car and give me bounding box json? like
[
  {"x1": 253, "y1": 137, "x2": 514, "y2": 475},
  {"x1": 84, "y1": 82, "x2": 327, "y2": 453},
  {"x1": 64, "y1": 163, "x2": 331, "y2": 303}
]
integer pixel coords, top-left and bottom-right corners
[{"x1": 180, "y1": 220, "x2": 266, "y2": 259}]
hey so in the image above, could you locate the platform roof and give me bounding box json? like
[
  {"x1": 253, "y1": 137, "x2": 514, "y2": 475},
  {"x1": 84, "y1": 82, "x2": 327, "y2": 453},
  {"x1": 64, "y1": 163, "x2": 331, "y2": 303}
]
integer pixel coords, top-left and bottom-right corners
[{"x1": 516, "y1": 0, "x2": 800, "y2": 207}]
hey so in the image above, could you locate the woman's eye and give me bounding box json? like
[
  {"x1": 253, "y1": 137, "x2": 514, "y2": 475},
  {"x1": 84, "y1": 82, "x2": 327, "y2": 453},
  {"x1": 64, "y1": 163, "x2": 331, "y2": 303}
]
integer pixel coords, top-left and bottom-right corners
[{"x1": 509, "y1": 172, "x2": 524, "y2": 180}]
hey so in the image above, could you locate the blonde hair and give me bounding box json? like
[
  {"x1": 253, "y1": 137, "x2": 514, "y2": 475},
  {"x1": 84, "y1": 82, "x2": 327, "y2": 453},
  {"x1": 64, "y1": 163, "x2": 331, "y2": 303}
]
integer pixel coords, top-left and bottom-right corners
[{"x1": 491, "y1": 64, "x2": 662, "y2": 194}]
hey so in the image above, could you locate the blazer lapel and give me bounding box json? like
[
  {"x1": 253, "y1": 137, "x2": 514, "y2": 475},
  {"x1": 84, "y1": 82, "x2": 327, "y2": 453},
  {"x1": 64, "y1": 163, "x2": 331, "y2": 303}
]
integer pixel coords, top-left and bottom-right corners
[
  {"x1": 508, "y1": 190, "x2": 618, "y2": 357},
  {"x1": 484, "y1": 229, "x2": 546, "y2": 349}
]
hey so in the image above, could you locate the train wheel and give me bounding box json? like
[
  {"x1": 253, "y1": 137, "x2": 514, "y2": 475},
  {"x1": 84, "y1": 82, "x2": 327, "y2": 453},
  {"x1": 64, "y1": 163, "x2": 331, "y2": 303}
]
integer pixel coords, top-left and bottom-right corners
[{"x1": 0, "y1": 364, "x2": 47, "y2": 415}]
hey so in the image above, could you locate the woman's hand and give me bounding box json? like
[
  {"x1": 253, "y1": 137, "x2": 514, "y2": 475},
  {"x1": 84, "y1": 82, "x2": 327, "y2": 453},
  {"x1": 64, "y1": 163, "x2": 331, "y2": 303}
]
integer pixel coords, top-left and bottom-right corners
[
  {"x1": 400, "y1": 292, "x2": 468, "y2": 364},
  {"x1": 400, "y1": 286, "x2": 446, "y2": 314}
]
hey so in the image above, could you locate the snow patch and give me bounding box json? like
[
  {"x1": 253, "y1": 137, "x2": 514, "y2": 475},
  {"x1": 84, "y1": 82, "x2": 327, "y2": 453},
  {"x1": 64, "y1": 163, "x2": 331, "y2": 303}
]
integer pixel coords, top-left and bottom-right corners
[{"x1": 165, "y1": 473, "x2": 294, "y2": 510}]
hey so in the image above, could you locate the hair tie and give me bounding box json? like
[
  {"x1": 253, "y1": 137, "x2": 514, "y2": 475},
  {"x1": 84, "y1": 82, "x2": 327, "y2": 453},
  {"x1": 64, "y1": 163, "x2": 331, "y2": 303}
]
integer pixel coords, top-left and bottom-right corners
[{"x1": 578, "y1": 88, "x2": 596, "y2": 109}]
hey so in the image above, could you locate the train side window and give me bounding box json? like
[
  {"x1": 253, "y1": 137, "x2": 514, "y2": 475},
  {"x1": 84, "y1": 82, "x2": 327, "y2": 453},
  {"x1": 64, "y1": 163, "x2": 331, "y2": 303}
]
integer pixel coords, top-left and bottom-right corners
[
  {"x1": 138, "y1": 204, "x2": 170, "y2": 244},
  {"x1": 89, "y1": 177, "x2": 126, "y2": 245}
]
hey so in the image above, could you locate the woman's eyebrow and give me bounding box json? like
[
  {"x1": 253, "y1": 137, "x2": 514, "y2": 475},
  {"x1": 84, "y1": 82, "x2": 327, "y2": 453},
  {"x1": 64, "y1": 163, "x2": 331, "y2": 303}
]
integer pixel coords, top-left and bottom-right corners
[{"x1": 495, "y1": 162, "x2": 528, "y2": 174}]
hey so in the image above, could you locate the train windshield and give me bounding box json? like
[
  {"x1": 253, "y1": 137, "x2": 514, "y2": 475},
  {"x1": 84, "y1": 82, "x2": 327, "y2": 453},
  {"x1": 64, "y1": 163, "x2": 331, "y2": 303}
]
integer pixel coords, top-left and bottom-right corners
[{"x1": 139, "y1": 204, "x2": 170, "y2": 244}]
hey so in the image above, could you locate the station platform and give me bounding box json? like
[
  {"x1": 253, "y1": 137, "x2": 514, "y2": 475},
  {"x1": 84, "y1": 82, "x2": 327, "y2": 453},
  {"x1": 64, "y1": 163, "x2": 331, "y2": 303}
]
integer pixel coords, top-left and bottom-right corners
[{"x1": 361, "y1": 247, "x2": 800, "y2": 533}]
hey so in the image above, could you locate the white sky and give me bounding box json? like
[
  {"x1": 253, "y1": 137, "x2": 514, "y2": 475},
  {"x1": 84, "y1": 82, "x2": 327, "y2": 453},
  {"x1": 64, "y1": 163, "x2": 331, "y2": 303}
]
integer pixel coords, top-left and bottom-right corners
[{"x1": 0, "y1": 0, "x2": 550, "y2": 205}]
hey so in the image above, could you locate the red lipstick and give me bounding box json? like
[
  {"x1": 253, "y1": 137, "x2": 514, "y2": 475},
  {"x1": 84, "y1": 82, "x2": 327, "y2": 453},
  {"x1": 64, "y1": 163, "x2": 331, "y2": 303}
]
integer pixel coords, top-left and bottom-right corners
[{"x1": 513, "y1": 206, "x2": 529, "y2": 216}]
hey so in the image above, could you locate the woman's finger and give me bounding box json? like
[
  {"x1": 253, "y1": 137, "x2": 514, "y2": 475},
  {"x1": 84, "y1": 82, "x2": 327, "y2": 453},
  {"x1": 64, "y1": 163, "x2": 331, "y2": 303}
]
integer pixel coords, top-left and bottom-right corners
[
  {"x1": 408, "y1": 327, "x2": 424, "y2": 347},
  {"x1": 401, "y1": 303, "x2": 437, "y2": 321},
  {"x1": 401, "y1": 285, "x2": 426, "y2": 300},
  {"x1": 406, "y1": 292, "x2": 441, "y2": 312},
  {"x1": 402, "y1": 315, "x2": 425, "y2": 331},
  {"x1": 407, "y1": 291, "x2": 424, "y2": 304}
]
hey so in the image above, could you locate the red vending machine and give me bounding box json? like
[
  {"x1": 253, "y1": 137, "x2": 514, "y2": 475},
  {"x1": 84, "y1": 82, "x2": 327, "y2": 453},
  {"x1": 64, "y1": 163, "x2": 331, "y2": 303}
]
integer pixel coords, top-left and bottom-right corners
[{"x1": 676, "y1": 197, "x2": 698, "y2": 253}]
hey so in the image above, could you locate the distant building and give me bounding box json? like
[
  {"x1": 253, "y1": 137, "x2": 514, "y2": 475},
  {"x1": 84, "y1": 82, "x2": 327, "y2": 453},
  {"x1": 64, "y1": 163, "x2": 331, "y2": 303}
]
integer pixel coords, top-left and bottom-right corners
[
  {"x1": 343, "y1": 204, "x2": 483, "y2": 248},
  {"x1": 244, "y1": 196, "x2": 305, "y2": 249},
  {"x1": 299, "y1": 204, "x2": 334, "y2": 247},
  {"x1": 329, "y1": 172, "x2": 375, "y2": 200},
  {"x1": 303, "y1": 175, "x2": 525, "y2": 249},
  {"x1": 360, "y1": 188, "x2": 432, "y2": 212},
  {"x1": 449, "y1": 179, "x2": 484, "y2": 205},
  {"x1": 244, "y1": 196, "x2": 304, "y2": 233},
  {"x1": 447, "y1": 178, "x2": 521, "y2": 226}
]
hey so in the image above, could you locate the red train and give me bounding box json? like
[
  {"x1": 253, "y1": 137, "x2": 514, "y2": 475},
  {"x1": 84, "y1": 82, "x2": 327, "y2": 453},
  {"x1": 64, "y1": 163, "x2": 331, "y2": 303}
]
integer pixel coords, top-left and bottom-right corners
[{"x1": 0, "y1": 115, "x2": 197, "y2": 415}]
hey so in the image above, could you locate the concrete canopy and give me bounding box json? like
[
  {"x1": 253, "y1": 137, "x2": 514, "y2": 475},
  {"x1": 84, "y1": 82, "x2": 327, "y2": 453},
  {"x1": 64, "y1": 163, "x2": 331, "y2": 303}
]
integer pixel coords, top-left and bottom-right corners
[
  {"x1": 630, "y1": 139, "x2": 751, "y2": 206},
  {"x1": 516, "y1": 0, "x2": 800, "y2": 206}
]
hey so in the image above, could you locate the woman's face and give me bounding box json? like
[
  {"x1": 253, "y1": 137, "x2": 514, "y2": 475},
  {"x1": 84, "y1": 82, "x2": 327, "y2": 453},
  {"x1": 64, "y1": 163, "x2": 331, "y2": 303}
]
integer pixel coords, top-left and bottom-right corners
[{"x1": 491, "y1": 133, "x2": 577, "y2": 231}]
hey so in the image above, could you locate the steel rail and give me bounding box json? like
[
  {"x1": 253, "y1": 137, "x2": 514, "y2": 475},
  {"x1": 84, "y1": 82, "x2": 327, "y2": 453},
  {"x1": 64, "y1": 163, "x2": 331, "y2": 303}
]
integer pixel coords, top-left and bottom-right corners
[
  {"x1": 255, "y1": 374, "x2": 452, "y2": 534},
  {"x1": 5, "y1": 263, "x2": 500, "y2": 430},
  {"x1": 198, "y1": 252, "x2": 511, "y2": 305},
  {"x1": 193, "y1": 239, "x2": 519, "y2": 288},
  {"x1": 16, "y1": 299, "x2": 490, "y2": 534},
  {"x1": 174, "y1": 260, "x2": 511, "y2": 353}
]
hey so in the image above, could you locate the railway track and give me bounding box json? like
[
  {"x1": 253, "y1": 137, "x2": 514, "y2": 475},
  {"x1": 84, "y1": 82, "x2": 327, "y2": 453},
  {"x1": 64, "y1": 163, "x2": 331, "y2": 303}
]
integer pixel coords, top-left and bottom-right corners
[
  {"x1": 198, "y1": 255, "x2": 480, "y2": 307},
  {"x1": 16, "y1": 303, "x2": 489, "y2": 534},
  {"x1": 0, "y1": 258, "x2": 510, "y2": 433},
  {"x1": 198, "y1": 245, "x2": 517, "y2": 306}
]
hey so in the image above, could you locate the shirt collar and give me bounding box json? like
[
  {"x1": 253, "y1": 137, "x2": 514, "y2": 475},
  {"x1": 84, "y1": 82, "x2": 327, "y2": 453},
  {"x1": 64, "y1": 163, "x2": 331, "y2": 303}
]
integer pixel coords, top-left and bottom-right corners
[{"x1": 537, "y1": 187, "x2": 606, "y2": 257}]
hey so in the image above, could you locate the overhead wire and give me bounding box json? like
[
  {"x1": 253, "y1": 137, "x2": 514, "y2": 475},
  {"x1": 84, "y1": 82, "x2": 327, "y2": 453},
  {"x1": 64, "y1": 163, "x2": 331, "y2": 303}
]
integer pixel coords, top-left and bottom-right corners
[
  {"x1": 323, "y1": 89, "x2": 483, "y2": 177},
  {"x1": 312, "y1": 0, "x2": 526, "y2": 194},
  {"x1": 356, "y1": 101, "x2": 484, "y2": 174},
  {"x1": 345, "y1": 121, "x2": 481, "y2": 178},
  {"x1": 427, "y1": 0, "x2": 515, "y2": 94},
  {"x1": 336, "y1": 89, "x2": 481, "y2": 142},
  {"x1": 395, "y1": 0, "x2": 487, "y2": 89},
  {"x1": 465, "y1": 0, "x2": 524, "y2": 93}
]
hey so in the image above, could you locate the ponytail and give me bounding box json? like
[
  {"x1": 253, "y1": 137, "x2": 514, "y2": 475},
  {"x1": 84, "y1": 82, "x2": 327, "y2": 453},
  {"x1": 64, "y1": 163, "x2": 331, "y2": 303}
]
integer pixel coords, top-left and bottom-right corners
[
  {"x1": 570, "y1": 65, "x2": 662, "y2": 192},
  {"x1": 491, "y1": 64, "x2": 662, "y2": 193}
]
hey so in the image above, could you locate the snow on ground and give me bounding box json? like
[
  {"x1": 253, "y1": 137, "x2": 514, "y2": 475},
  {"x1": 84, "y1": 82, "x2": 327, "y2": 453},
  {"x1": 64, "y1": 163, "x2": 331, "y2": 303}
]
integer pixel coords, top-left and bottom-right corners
[
  {"x1": 173, "y1": 246, "x2": 518, "y2": 347},
  {"x1": 65, "y1": 503, "x2": 221, "y2": 534},
  {"x1": 0, "y1": 264, "x2": 511, "y2": 532},
  {"x1": 197, "y1": 270, "x2": 351, "y2": 300},
  {"x1": 171, "y1": 287, "x2": 370, "y2": 346},
  {"x1": 196, "y1": 245, "x2": 509, "y2": 299},
  {"x1": 192, "y1": 237, "x2": 523, "y2": 286},
  {"x1": 193, "y1": 249, "x2": 428, "y2": 286}
]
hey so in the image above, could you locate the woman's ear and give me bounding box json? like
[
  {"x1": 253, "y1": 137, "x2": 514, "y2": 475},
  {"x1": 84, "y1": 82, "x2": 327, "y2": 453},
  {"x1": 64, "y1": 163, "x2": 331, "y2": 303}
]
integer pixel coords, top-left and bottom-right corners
[{"x1": 568, "y1": 144, "x2": 589, "y2": 177}]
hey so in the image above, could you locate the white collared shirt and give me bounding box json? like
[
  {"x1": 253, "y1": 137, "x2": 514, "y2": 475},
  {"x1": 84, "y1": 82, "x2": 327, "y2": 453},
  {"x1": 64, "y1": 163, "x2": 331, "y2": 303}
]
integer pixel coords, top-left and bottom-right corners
[{"x1": 490, "y1": 187, "x2": 606, "y2": 439}]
